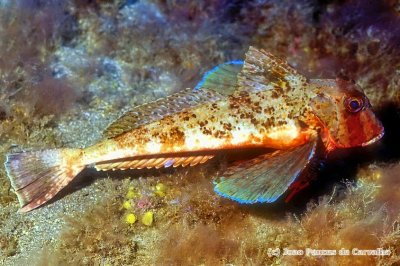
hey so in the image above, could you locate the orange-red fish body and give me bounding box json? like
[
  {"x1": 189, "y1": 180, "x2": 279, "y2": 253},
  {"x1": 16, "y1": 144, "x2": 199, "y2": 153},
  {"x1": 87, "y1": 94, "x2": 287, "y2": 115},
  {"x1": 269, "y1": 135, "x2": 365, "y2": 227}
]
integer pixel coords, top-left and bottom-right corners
[{"x1": 4, "y1": 47, "x2": 384, "y2": 212}]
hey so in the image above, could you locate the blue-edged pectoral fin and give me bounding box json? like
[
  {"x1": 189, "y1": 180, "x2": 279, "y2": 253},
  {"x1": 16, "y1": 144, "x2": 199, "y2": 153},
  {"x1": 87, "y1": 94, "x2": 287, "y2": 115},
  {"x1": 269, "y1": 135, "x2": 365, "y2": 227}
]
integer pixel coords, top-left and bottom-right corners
[{"x1": 213, "y1": 140, "x2": 317, "y2": 204}]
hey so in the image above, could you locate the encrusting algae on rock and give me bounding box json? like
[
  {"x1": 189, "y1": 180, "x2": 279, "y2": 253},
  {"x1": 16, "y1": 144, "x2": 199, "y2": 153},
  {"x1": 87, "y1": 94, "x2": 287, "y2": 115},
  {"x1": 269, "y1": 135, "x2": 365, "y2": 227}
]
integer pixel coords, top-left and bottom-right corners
[
  {"x1": 154, "y1": 182, "x2": 167, "y2": 197},
  {"x1": 141, "y1": 211, "x2": 154, "y2": 226},
  {"x1": 122, "y1": 200, "x2": 132, "y2": 210},
  {"x1": 125, "y1": 186, "x2": 137, "y2": 199},
  {"x1": 125, "y1": 213, "x2": 137, "y2": 225}
]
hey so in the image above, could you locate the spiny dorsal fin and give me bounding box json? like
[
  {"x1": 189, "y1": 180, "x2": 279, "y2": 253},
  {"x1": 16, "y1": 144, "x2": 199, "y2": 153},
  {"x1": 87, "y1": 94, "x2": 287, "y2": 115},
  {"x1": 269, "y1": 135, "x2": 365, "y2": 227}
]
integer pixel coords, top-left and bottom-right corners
[
  {"x1": 103, "y1": 88, "x2": 223, "y2": 139},
  {"x1": 95, "y1": 155, "x2": 215, "y2": 171},
  {"x1": 214, "y1": 138, "x2": 317, "y2": 204},
  {"x1": 194, "y1": 60, "x2": 243, "y2": 96},
  {"x1": 236, "y1": 46, "x2": 307, "y2": 94}
]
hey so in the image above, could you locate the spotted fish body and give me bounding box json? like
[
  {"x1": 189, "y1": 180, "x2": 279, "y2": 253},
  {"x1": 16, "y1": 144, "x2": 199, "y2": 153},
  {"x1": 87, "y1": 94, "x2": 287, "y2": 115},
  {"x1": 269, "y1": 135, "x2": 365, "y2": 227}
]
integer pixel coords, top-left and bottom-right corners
[
  {"x1": 84, "y1": 49, "x2": 317, "y2": 167},
  {"x1": 4, "y1": 47, "x2": 384, "y2": 212},
  {"x1": 85, "y1": 87, "x2": 314, "y2": 166}
]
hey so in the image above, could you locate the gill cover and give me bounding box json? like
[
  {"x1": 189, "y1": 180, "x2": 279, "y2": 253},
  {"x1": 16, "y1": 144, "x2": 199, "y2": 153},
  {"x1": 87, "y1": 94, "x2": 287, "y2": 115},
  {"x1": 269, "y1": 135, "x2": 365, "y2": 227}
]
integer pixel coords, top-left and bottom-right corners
[{"x1": 310, "y1": 79, "x2": 384, "y2": 149}]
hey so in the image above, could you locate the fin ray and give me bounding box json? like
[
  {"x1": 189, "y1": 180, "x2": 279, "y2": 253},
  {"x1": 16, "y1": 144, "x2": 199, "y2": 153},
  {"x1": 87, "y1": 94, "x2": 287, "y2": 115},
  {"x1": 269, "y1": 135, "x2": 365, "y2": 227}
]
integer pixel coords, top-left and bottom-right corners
[{"x1": 95, "y1": 155, "x2": 214, "y2": 171}]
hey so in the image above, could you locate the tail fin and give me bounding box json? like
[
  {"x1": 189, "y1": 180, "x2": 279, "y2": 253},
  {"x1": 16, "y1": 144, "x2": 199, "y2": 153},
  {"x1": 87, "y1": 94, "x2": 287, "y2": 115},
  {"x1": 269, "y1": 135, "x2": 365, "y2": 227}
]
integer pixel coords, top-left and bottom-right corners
[{"x1": 4, "y1": 148, "x2": 84, "y2": 212}]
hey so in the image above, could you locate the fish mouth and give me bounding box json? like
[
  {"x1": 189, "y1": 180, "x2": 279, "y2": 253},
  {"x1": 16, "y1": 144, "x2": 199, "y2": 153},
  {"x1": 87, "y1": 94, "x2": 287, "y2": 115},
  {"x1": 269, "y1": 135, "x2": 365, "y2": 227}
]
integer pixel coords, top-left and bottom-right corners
[{"x1": 361, "y1": 130, "x2": 385, "y2": 147}]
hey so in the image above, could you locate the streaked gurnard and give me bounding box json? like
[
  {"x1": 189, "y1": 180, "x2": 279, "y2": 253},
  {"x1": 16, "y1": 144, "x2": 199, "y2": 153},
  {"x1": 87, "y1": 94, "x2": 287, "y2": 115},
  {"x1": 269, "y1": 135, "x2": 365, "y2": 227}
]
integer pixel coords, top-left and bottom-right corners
[{"x1": 5, "y1": 47, "x2": 384, "y2": 212}]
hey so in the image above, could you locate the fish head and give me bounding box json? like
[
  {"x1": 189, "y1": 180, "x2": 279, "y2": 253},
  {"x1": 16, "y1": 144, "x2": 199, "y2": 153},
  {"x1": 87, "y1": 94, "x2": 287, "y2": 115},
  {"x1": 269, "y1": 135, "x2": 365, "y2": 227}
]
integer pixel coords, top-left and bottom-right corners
[{"x1": 310, "y1": 79, "x2": 384, "y2": 150}]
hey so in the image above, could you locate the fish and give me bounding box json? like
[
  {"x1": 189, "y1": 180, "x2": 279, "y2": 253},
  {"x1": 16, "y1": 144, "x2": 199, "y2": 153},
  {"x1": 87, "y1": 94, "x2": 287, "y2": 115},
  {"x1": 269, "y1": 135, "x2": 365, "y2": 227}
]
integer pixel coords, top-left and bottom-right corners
[{"x1": 4, "y1": 46, "x2": 384, "y2": 212}]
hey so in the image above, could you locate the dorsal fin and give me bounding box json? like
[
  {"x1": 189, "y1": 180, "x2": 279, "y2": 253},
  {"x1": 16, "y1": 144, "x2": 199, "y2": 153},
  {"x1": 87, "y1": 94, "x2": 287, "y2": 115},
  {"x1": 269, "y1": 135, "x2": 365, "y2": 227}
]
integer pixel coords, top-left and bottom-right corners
[
  {"x1": 236, "y1": 46, "x2": 307, "y2": 93},
  {"x1": 194, "y1": 60, "x2": 243, "y2": 96},
  {"x1": 103, "y1": 88, "x2": 223, "y2": 139}
]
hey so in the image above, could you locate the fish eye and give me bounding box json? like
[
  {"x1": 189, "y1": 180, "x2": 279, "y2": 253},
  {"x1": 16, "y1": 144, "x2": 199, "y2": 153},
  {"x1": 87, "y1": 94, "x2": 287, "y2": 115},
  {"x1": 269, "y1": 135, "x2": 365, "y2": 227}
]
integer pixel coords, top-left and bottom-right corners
[{"x1": 344, "y1": 97, "x2": 364, "y2": 113}]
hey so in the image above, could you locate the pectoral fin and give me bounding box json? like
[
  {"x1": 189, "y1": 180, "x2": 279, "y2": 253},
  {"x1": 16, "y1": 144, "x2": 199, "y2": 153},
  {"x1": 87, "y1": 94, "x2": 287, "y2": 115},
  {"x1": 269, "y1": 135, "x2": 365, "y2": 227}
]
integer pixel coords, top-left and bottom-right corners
[{"x1": 214, "y1": 140, "x2": 317, "y2": 204}]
